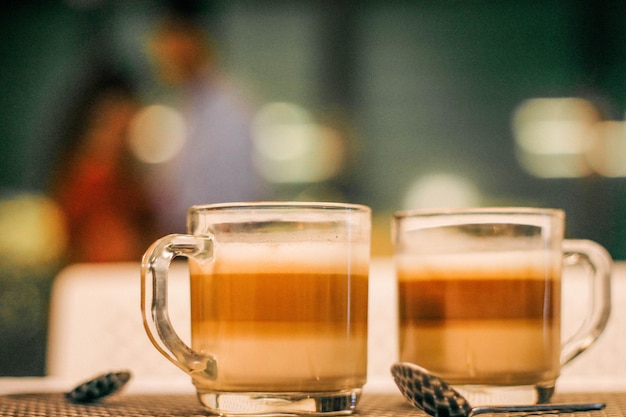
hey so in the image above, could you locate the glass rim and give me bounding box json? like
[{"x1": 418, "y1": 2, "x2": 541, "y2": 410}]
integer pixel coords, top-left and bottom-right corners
[
  {"x1": 189, "y1": 201, "x2": 371, "y2": 213},
  {"x1": 393, "y1": 206, "x2": 564, "y2": 219}
]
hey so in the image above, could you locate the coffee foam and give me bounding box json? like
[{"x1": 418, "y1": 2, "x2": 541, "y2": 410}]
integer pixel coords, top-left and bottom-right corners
[
  {"x1": 395, "y1": 250, "x2": 561, "y2": 280},
  {"x1": 191, "y1": 241, "x2": 370, "y2": 275}
]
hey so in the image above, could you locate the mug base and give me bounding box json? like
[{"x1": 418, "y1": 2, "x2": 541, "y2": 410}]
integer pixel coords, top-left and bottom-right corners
[
  {"x1": 453, "y1": 383, "x2": 556, "y2": 406},
  {"x1": 196, "y1": 388, "x2": 362, "y2": 416}
]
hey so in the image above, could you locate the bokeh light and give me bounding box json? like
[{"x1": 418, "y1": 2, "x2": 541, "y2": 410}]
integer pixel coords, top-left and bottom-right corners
[
  {"x1": 0, "y1": 193, "x2": 67, "y2": 270},
  {"x1": 251, "y1": 102, "x2": 345, "y2": 184},
  {"x1": 401, "y1": 173, "x2": 482, "y2": 210},
  {"x1": 128, "y1": 104, "x2": 187, "y2": 164},
  {"x1": 513, "y1": 98, "x2": 600, "y2": 178},
  {"x1": 587, "y1": 121, "x2": 626, "y2": 177}
]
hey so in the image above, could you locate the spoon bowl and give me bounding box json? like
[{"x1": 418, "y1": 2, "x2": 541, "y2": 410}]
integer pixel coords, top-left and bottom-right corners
[
  {"x1": 65, "y1": 370, "x2": 132, "y2": 403},
  {"x1": 391, "y1": 362, "x2": 605, "y2": 417}
]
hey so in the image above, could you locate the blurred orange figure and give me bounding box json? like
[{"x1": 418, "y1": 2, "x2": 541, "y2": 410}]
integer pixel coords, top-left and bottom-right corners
[{"x1": 50, "y1": 74, "x2": 157, "y2": 263}]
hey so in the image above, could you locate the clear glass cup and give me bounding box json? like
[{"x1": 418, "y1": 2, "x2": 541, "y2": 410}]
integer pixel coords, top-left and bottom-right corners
[
  {"x1": 393, "y1": 207, "x2": 611, "y2": 405},
  {"x1": 142, "y1": 202, "x2": 371, "y2": 415}
]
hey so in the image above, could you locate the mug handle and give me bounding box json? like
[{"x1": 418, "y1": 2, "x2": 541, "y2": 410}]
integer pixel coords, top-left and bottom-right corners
[
  {"x1": 141, "y1": 234, "x2": 217, "y2": 379},
  {"x1": 560, "y1": 239, "x2": 612, "y2": 367}
]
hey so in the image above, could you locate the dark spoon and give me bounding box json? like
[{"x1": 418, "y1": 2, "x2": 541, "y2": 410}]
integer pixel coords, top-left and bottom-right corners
[
  {"x1": 65, "y1": 370, "x2": 131, "y2": 403},
  {"x1": 391, "y1": 362, "x2": 605, "y2": 417}
]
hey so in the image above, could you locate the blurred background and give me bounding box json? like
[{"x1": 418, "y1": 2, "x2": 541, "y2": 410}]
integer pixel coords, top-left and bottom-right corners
[{"x1": 1, "y1": 0, "x2": 626, "y2": 376}]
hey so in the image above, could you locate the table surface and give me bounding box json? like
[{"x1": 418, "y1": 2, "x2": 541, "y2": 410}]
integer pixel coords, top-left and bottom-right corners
[{"x1": 0, "y1": 391, "x2": 623, "y2": 417}]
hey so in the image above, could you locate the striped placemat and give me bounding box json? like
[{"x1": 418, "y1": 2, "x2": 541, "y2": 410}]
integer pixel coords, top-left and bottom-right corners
[{"x1": 0, "y1": 391, "x2": 621, "y2": 417}]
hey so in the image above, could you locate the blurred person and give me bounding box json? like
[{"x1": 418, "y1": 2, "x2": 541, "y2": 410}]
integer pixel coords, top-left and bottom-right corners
[
  {"x1": 49, "y1": 73, "x2": 158, "y2": 263},
  {"x1": 145, "y1": 10, "x2": 264, "y2": 234}
]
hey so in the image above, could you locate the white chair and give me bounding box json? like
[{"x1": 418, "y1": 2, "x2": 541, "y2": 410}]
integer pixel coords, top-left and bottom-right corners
[{"x1": 46, "y1": 261, "x2": 191, "y2": 385}]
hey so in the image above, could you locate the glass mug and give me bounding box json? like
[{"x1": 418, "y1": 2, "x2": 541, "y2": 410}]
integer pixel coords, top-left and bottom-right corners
[
  {"x1": 392, "y1": 207, "x2": 611, "y2": 405},
  {"x1": 141, "y1": 202, "x2": 371, "y2": 415}
]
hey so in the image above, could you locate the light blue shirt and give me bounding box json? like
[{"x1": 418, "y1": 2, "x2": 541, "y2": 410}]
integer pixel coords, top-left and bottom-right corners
[{"x1": 150, "y1": 72, "x2": 263, "y2": 234}]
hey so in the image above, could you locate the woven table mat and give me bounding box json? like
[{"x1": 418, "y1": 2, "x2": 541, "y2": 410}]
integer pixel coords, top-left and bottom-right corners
[{"x1": 0, "y1": 392, "x2": 623, "y2": 417}]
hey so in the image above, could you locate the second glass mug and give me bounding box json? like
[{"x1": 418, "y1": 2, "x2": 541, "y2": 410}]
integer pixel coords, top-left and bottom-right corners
[
  {"x1": 393, "y1": 207, "x2": 612, "y2": 405},
  {"x1": 141, "y1": 202, "x2": 371, "y2": 416}
]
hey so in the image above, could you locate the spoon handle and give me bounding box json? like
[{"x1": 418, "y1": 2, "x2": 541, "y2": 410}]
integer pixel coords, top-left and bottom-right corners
[{"x1": 471, "y1": 403, "x2": 606, "y2": 415}]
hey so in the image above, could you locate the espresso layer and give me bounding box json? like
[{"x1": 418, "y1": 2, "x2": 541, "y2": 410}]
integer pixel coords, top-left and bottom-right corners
[
  {"x1": 189, "y1": 271, "x2": 368, "y2": 391},
  {"x1": 191, "y1": 272, "x2": 368, "y2": 322},
  {"x1": 398, "y1": 278, "x2": 560, "y2": 320},
  {"x1": 398, "y1": 274, "x2": 561, "y2": 385}
]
